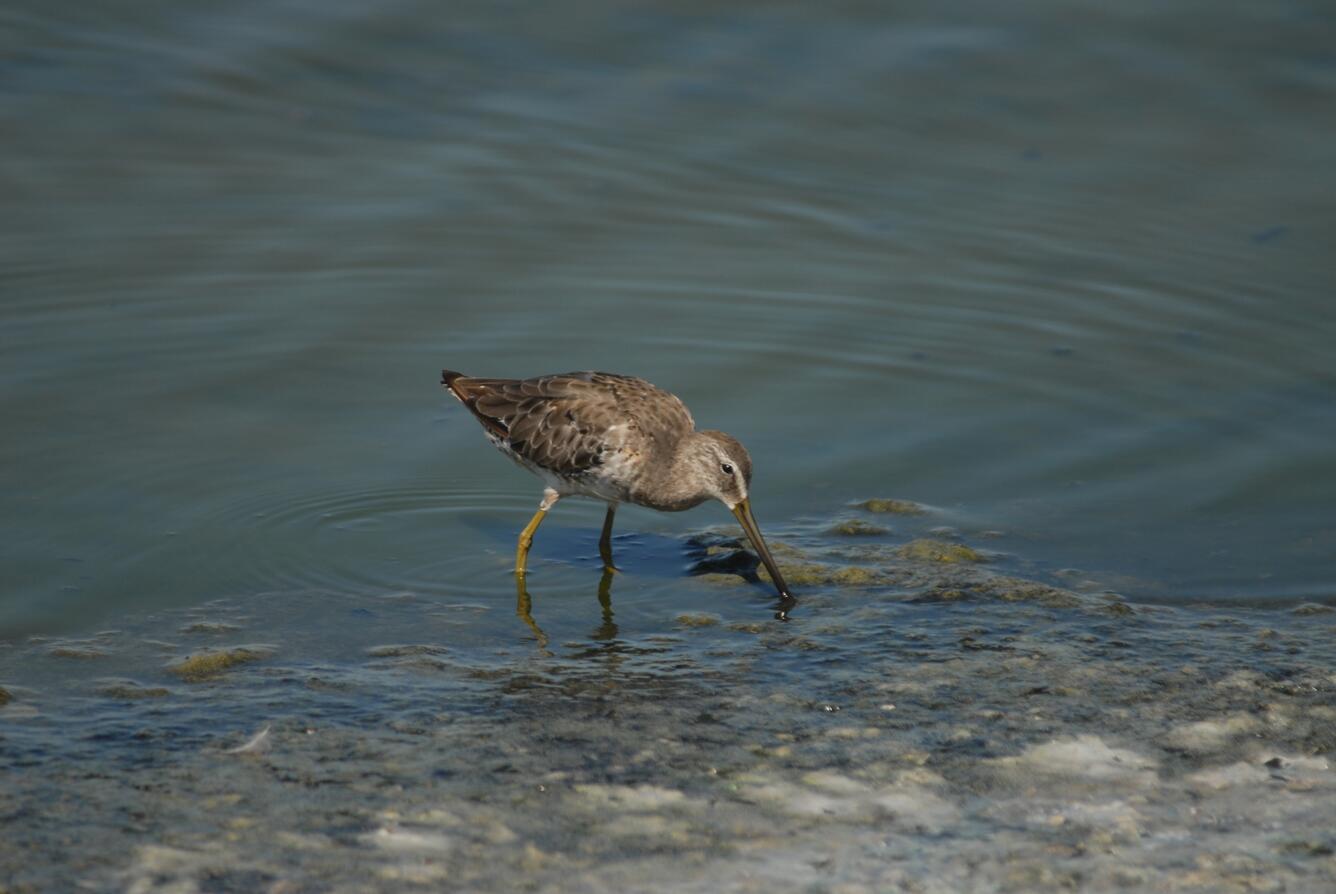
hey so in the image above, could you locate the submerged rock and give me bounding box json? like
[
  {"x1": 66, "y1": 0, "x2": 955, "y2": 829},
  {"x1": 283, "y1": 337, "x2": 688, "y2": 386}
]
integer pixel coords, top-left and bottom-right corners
[
  {"x1": 0, "y1": 687, "x2": 10, "y2": 706},
  {"x1": 365, "y1": 644, "x2": 450, "y2": 658},
  {"x1": 48, "y1": 646, "x2": 108, "y2": 659},
  {"x1": 899, "y1": 539, "x2": 984, "y2": 564},
  {"x1": 854, "y1": 498, "x2": 927, "y2": 515},
  {"x1": 97, "y1": 682, "x2": 171, "y2": 700},
  {"x1": 757, "y1": 561, "x2": 885, "y2": 588},
  {"x1": 827, "y1": 519, "x2": 889, "y2": 536},
  {"x1": 167, "y1": 647, "x2": 270, "y2": 682}
]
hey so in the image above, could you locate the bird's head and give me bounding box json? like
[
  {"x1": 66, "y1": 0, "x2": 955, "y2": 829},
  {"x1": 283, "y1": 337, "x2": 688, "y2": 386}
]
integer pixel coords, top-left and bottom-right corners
[
  {"x1": 693, "y1": 430, "x2": 753, "y2": 509},
  {"x1": 691, "y1": 431, "x2": 792, "y2": 609}
]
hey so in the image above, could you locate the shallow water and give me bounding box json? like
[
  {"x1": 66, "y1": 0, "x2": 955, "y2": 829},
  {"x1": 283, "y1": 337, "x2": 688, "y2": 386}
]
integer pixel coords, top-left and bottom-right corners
[
  {"x1": 3, "y1": 2, "x2": 1336, "y2": 889},
  {"x1": 3, "y1": 535, "x2": 1335, "y2": 891}
]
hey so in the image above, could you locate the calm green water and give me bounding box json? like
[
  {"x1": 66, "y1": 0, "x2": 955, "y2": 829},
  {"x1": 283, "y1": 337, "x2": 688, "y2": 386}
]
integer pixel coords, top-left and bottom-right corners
[{"x1": 4, "y1": 0, "x2": 1335, "y2": 639}]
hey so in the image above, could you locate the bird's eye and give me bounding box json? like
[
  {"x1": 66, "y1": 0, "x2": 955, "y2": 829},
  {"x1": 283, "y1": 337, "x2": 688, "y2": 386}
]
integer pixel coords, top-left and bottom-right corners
[{"x1": 721, "y1": 462, "x2": 734, "y2": 476}]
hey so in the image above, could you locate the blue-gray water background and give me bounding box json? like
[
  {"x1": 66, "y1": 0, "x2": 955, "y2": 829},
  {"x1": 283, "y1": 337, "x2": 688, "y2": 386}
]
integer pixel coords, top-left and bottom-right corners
[{"x1": 4, "y1": 0, "x2": 1335, "y2": 637}]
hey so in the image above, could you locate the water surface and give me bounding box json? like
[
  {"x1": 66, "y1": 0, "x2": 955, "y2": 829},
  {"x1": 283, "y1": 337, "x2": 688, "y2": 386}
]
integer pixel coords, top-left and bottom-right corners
[{"x1": 5, "y1": 2, "x2": 1335, "y2": 636}]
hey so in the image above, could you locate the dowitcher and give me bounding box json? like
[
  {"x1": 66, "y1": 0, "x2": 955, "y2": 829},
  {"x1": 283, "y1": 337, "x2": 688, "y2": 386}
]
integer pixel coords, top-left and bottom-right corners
[{"x1": 441, "y1": 370, "x2": 793, "y2": 607}]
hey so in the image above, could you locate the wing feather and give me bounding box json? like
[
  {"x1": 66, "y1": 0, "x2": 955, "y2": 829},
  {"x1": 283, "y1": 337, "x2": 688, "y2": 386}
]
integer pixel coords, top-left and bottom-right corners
[{"x1": 443, "y1": 370, "x2": 694, "y2": 481}]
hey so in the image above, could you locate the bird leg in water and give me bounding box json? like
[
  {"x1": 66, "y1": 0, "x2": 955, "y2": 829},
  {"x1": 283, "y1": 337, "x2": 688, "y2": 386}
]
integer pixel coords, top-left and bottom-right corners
[
  {"x1": 516, "y1": 488, "x2": 560, "y2": 574},
  {"x1": 598, "y1": 503, "x2": 618, "y2": 571},
  {"x1": 514, "y1": 574, "x2": 550, "y2": 651}
]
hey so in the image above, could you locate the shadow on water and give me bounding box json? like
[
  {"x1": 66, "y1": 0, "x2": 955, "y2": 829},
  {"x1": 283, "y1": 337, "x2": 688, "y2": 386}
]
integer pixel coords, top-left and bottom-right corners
[{"x1": 515, "y1": 532, "x2": 797, "y2": 652}]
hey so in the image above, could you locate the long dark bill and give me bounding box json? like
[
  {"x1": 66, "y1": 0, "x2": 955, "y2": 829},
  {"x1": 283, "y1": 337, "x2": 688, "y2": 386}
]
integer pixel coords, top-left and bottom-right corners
[{"x1": 730, "y1": 498, "x2": 795, "y2": 612}]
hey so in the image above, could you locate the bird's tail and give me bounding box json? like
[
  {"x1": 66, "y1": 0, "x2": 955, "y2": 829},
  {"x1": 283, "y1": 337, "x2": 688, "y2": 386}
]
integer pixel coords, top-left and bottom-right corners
[
  {"x1": 441, "y1": 369, "x2": 508, "y2": 437},
  {"x1": 441, "y1": 369, "x2": 468, "y2": 401}
]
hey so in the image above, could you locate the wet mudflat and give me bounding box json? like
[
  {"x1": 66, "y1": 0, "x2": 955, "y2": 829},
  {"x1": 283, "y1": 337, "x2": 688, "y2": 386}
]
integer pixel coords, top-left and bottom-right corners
[{"x1": 3, "y1": 515, "x2": 1333, "y2": 893}]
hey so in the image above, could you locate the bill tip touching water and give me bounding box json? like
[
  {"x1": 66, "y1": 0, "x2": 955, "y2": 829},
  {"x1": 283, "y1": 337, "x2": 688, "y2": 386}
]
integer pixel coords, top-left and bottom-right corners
[{"x1": 441, "y1": 369, "x2": 795, "y2": 616}]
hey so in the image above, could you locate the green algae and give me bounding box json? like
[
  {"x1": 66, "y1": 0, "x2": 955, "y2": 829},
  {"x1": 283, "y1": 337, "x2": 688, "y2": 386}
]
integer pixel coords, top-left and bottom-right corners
[
  {"x1": 855, "y1": 498, "x2": 927, "y2": 515},
  {"x1": 827, "y1": 519, "x2": 889, "y2": 536},
  {"x1": 767, "y1": 563, "x2": 838, "y2": 587},
  {"x1": 694, "y1": 572, "x2": 750, "y2": 588},
  {"x1": 168, "y1": 648, "x2": 269, "y2": 682},
  {"x1": 675, "y1": 613, "x2": 721, "y2": 628},
  {"x1": 758, "y1": 561, "x2": 884, "y2": 588},
  {"x1": 920, "y1": 576, "x2": 1083, "y2": 609},
  {"x1": 1292, "y1": 603, "x2": 1334, "y2": 616},
  {"x1": 899, "y1": 539, "x2": 984, "y2": 564},
  {"x1": 829, "y1": 566, "x2": 881, "y2": 586},
  {"x1": 990, "y1": 582, "x2": 1082, "y2": 608}
]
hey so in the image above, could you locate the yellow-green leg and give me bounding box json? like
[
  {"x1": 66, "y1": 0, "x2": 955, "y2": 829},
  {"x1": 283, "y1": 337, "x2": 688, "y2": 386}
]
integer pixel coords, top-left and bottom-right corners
[
  {"x1": 598, "y1": 503, "x2": 618, "y2": 572},
  {"x1": 516, "y1": 489, "x2": 560, "y2": 574}
]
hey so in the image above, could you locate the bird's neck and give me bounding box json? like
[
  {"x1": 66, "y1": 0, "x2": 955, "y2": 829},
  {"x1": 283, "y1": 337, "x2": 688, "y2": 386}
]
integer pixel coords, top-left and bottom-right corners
[{"x1": 632, "y1": 434, "x2": 709, "y2": 512}]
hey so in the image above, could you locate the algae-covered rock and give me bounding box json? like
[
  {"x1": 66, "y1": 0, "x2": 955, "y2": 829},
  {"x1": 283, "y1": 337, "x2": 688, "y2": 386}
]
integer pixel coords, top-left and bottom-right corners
[
  {"x1": 758, "y1": 561, "x2": 884, "y2": 588},
  {"x1": 990, "y1": 582, "x2": 1082, "y2": 608},
  {"x1": 675, "y1": 613, "x2": 721, "y2": 628},
  {"x1": 899, "y1": 539, "x2": 984, "y2": 564},
  {"x1": 827, "y1": 519, "x2": 889, "y2": 537},
  {"x1": 829, "y1": 566, "x2": 882, "y2": 586},
  {"x1": 48, "y1": 646, "x2": 108, "y2": 659},
  {"x1": 1293, "y1": 603, "x2": 1334, "y2": 616},
  {"x1": 0, "y1": 687, "x2": 11, "y2": 706},
  {"x1": 757, "y1": 562, "x2": 828, "y2": 587},
  {"x1": 855, "y1": 498, "x2": 927, "y2": 515},
  {"x1": 168, "y1": 647, "x2": 269, "y2": 681},
  {"x1": 694, "y1": 572, "x2": 749, "y2": 588},
  {"x1": 918, "y1": 576, "x2": 1083, "y2": 609}
]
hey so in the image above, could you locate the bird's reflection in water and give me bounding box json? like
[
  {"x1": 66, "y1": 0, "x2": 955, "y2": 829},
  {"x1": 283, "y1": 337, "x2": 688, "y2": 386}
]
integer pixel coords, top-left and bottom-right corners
[{"x1": 514, "y1": 567, "x2": 619, "y2": 651}]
